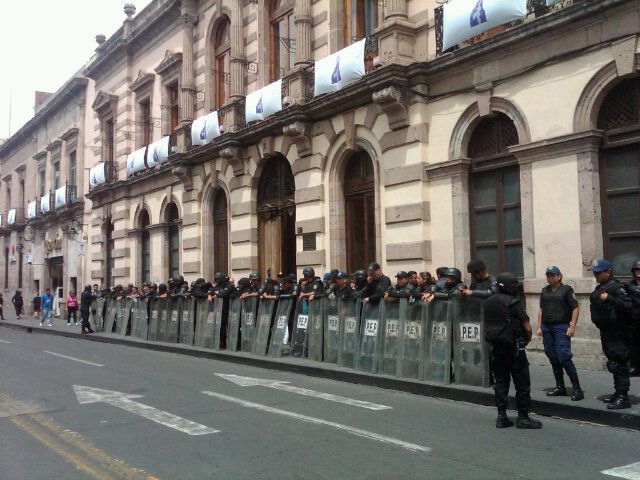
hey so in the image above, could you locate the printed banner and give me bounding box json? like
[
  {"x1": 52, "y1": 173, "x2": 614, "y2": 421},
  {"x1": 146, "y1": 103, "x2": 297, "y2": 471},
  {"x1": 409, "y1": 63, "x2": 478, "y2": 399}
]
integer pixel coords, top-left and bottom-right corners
[
  {"x1": 442, "y1": 0, "x2": 527, "y2": 51},
  {"x1": 89, "y1": 163, "x2": 106, "y2": 188},
  {"x1": 126, "y1": 147, "x2": 148, "y2": 177},
  {"x1": 314, "y1": 39, "x2": 366, "y2": 96},
  {"x1": 147, "y1": 136, "x2": 170, "y2": 168},
  {"x1": 27, "y1": 201, "x2": 37, "y2": 219},
  {"x1": 245, "y1": 79, "x2": 283, "y2": 123},
  {"x1": 54, "y1": 186, "x2": 67, "y2": 209},
  {"x1": 191, "y1": 111, "x2": 221, "y2": 146},
  {"x1": 40, "y1": 193, "x2": 50, "y2": 213},
  {"x1": 7, "y1": 209, "x2": 16, "y2": 225}
]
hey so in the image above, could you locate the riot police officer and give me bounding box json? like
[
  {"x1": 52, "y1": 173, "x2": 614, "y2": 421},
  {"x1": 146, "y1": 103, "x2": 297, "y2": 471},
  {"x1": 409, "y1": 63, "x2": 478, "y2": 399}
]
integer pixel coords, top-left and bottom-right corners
[
  {"x1": 157, "y1": 283, "x2": 168, "y2": 298},
  {"x1": 484, "y1": 272, "x2": 541, "y2": 429},
  {"x1": 626, "y1": 260, "x2": 640, "y2": 376},
  {"x1": 331, "y1": 272, "x2": 354, "y2": 300},
  {"x1": 362, "y1": 262, "x2": 391, "y2": 304},
  {"x1": 589, "y1": 259, "x2": 634, "y2": 409},
  {"x1": 351, "y1": 270, "x2": 368, "y2": 298},
  {"x1": 462, "y1": 259, "x2": 496, "y2": 299},
  {"x1": 209, "y1": 272, "x2": 235, "y2": 301},
  {"x1": 298, "y1": 267, "x2": 324, "y2": 301},
  {"x1": 426, "y1": 267, "x2": 466, "y2": 302},
  {"x1": 240, "y1": 272, "x2": 261, "y2": 299},
  {"x1": 235, "y1": 278, "x2": 251, "y2": 297},
  {"x1": 277, "y1": 275, "x2": 299, "y2": 299},
  {"x1": 384, "y1": 271, "x2": 414, "y2": 302},
  {"x1": 536, "y1": 266, "x2": 583, "y2": 401}
]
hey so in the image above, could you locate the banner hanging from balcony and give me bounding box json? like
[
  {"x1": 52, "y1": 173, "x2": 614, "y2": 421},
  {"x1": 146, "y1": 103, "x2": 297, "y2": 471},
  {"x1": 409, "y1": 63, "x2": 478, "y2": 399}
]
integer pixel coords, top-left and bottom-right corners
[
  {"x1": 54, "y1": 186, "x2": 67, "y2": 209},
  {"x1": 89, "y1": 163, "x2": 106, "y2": 188},
  {"x1": 314, "y1": 38, "x2": 366, "y2": 96},
  {"x1": 245, "y1": 80, "x2": 283, "y2": 123},
  {"x1": 27, "y1": 202, "x2": 36, "y2": 220},
  {"x1": 40, "y1": 194, "x2": 50, "y2": 214},
  {"x1": 147, "y1": 136, "x2": 170, "y2": 168},
  {"x1": 126, "y1": 147, "x2": 148, "y2": 177},
  {"x1": 191, "y1": 111, "x2": 221, "y2": 146},
  {"x1": 442, "y1": 0, "x2": 527, "y2": 51},
  {"x1": 7, "y1": 209, "x2": 16, "y2": 225}
]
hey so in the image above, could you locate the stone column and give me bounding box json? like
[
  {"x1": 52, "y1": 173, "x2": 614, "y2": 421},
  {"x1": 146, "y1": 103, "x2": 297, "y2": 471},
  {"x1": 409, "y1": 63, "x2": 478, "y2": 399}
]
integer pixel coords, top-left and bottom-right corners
[
  {"x1": 230, "y1": 1, "x2": 245, "y2": 98},
  {"x1": 376, "y1": 0, "x2": 415, "y2": 66},
  {"x1": 384, "y1": 0, "x2": 407, "y2": 20},
  {"x1": 294, "y1": 0, "x2": 312, "y2": 66},
  {"x1": 177, "y1": 2, "x2": 197, "y2": 150}
]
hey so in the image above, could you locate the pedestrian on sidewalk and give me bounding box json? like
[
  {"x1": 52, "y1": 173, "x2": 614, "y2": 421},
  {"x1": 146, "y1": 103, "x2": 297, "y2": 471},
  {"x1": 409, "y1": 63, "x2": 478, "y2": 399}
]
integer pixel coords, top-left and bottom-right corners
[
  {"x1": 80, "y1": 285, "x2": 95, "y2": 334},
  {"x1": 39, "y1": 289, "x2": 54, "y2": 327},
  {"x1": 11, "y1": 290, "x2": 23, "y2": 319},
  {"x1": 0, "y1": 293, "x2": 4, "y2": 320},
  {"x1": 66, "y1": 291, "x2": 79, "y2": 326},
  {"x1": 32, "y1": 293, "x2": 41, "y2": 320},
  {"x1": 536, "y1": 266, "x2": 583, "y2": 401}
]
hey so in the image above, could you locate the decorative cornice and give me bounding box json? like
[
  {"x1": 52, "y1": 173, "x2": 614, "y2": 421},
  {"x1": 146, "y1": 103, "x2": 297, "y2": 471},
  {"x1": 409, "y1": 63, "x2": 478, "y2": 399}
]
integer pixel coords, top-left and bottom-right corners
[
  {"x1": 282, "y1": 121, "x2": 312, "y2": 158},
  {"x1": 425, "y1": 158, "x2": 471, "y2": 182},
  {"x1": 47, "y1": 139, "x2": 62, "y2": 152},
  {"x1": 92, "y1": 90, "x2": 118, "y2": 113},
  {"x1": 155, "y1": 50, "x2": 182, "y2": 76},
  {"x1": 509, "y1": 130, "x2": 604, "y2": 164},
  {"x1": 129, "y1": 71, "x2": 155, "y2": 93},
  {"x1": 219, "y1": 146, "x2": 246, "y2": 176},
  {"x1": 33, "y1": 151, "x2": 48, "y2": 162},
  {"x1": 60, "y1": 127, "x2": 79, "y2": 142},
  {"x1": 372, "y1": 86, "x2": 409, "y2": 131}
]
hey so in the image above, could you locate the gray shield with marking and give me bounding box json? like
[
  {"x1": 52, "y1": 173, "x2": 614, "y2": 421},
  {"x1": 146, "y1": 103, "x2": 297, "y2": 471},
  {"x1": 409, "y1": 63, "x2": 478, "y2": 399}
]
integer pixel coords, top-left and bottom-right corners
[
  {"x1": 179, "y1": 297, "x2": 196, "y2": 346},
  {"x1": 90, "y1": 298, "x2": 106, "y2": 332},
  {"x1": 356, "y1": 301, "x2": 383, "y2": 374},
  {"x1": 253, "y1": 299, "x2": 275, "y2": 356},
  {"x1": 379, "y1": 300, "x2": 402, "y2": 376},
  {"x1": 291, "y1": 299, "x2": 310, "y2": 358},
  {"x1": 397, "y1": 300, "x2": 426, "y2": 379},
  {"x1": 452, "y1": 297, "x2": 490, "y2": 387},
  {"x1": 130, "y1": 298, "x2": 149, "y2": 340},
  {"x1": 306, "y1": 298, "x2": 324, "y2": 362},
  {"x1": 268, "y1": 298, "x2": 294, "y2": 357},
  {"x1": 422, "y1": 300, "x2": 453, "y2": 384},
  {"x1": 225, "y1": 298, "x2": 241, "y2": 351},
  {"x1": 103, "y1": 298, "x2": 117, "y2": 334},
  {"x1": 165, "y1": 298, "x2": 181, "y2": 343},
  {"x1": 323, "y1": 296, "x2": 340, "y2": 364},
  {"x1": 240, "y1": 297, "x2": 258, "y2": 353},
  {"x1": 337, "y1": 297, "x2": 361, "y2": 369}
]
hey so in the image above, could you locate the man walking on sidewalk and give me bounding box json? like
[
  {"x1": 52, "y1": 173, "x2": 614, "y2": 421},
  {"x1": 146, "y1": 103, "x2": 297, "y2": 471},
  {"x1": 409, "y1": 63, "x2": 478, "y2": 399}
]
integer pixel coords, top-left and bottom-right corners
[
  {"x1": 39, "y1": 289, "x2": 54, "y2": 327},
  {"x1": 80, "y1": 285, "x2": 95, "y2": 334}
]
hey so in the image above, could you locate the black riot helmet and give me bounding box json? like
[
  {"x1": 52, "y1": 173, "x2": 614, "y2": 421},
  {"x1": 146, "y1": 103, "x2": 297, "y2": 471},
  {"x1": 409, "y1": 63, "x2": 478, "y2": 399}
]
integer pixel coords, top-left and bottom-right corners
[
  {"x1": 632, "y1": 260, "x2": 640, "y2": 272},
  {"x1": 302, "y1": 267, "x2": 315, "y2": 279},
  {"x1": 158, "y1": 283, "x2": 167, "y2": 294},
  {"x1": 249, "y1": 272, "x2": 260, "y2": 281},
  {"x1": 214, "y1": 272, "x2": 227, "y2": 282},
  {"x1": 354, "y1": 270, "x2": 366, "y2": 281},
  {"x1": 444, "y1": 267, "x2": 462, "y2": 283},
  {"x1": 496, "y1": 272, "x2": 519, "y2": 296}
]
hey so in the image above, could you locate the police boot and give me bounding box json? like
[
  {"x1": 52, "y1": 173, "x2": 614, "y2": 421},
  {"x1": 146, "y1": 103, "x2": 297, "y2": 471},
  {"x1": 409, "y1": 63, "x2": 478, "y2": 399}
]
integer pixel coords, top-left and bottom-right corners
[
  {"x1": 496, "y1": 410, "x2": 514, "y2": 429},
  {"x1": 546, "y1": 370, "x2": 567, "y2": 397},
  {"x1": 602, "y1": 391, "x2": 620, "y2": 403},
  {"x1": 516, "y1": 414, "x2": 542, "y2": 429},
  {"x1": 607, "y1": 392, "x2": 631, "y2": 410},
  {"x1": 568, "y1": 373, "x2": 584, "y2": 401}
]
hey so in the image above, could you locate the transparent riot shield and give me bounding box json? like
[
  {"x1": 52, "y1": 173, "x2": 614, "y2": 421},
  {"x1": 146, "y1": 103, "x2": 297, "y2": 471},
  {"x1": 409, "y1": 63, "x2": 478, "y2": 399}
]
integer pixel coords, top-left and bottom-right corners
[
  {"x1": 422, "y1": 300, "x2": 453, "y2": 384},
  {"x1": 148, "y1": 298, "x2": 161, "y2": 341},
  {"x1": 103, "y1": 298, "x2": 117, "y2": 333},
  {"x1": 253, "y1": 299, "x2": 275, "y2": 356},
  {"x1": 130, "y1": 298, "x2": 149, "y2": 340},
  {"x1": 397, "y1": 300, "x2": 426, "y2": 379},
  {"x1": 193, "y1": 298, "x2": 210, "y2": 348},
  {"x1": 323, "y1": 296, "x2": 340, "y2": 364},
  {"x1": 165, "y1": 298, "x2": 181, "y2": 343},
  {"x1": 157, "y1": 298, "x2": 170, "y2": 342},
  {"x1": 240, "y1": 297, "x2": 258, "y2": 353},
  {"x1": 337, "y1": 297, "x2": 361, "y2": 369},
  {"x1": 268, "y1": 298, "x2": 294, "y2": 358},
  {"x1": 452, "y1": 297, "x2": 490, "y2": 387},
  {"x1": 226, "y1": 298, "x2": 242, "y2": 352},
  {"x1": 116, "y1": 299, "x2": 133, "y2": 336},
  {"x1": 356, "y1": 301, "x2": 383, "y2": 373},
  {"x1": 179, "y1": 297, "x2": 196, "y2": 346},
  {"x1": 291, "y1": 299, "x2": 310, "y2": 358},
  {"x1": 379, "y1": 300, "x2": 402, "y2": 376},
  {"x1": 90, "y1": 298, "x2": 106, "y2": 332},
  {"x1": 211, "y1": 297, "x2": 226, "y2": 351},
  {"x1": 306, "y1": 299, "x2": 324, "y2": 362}
]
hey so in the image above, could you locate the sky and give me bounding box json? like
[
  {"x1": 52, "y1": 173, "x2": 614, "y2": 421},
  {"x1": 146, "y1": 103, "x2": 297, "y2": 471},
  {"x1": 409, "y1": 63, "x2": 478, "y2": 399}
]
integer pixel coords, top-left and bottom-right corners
[{"x1": 0, "y1": 0, "x2": 153, "y2": 140}]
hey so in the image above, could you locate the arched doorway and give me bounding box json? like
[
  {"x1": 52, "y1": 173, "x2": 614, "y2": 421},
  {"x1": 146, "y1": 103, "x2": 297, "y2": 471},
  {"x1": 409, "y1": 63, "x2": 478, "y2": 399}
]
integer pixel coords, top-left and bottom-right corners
[
  {"x1": 139, "y1": 209, "x2": 151, "y2": 284},
  {"x1": 165, "y1": 202, "x2": 180, "y2": 279},
  {"x1": 597, "y1": 77, "x2": 640, "y2": 277},
  {"x1": 212, "y1": 189, "x2": 229, "y2": 274},
  {"x1": 344, "y1": 150, "x2": 376, "y2": 273},
  {"x1": 257, "y1": 155, "x2": 296, "y2": 277}
]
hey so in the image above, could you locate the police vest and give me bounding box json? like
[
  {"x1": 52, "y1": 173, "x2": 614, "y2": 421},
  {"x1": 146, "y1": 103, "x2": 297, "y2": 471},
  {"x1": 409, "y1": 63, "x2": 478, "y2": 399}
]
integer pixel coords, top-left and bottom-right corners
[
  {"x1": 484, "y1": 293, "x2": 520, "y2": 345},
  {"x1": 540, "y1": 284, "x2": 574, "y2": 325}
]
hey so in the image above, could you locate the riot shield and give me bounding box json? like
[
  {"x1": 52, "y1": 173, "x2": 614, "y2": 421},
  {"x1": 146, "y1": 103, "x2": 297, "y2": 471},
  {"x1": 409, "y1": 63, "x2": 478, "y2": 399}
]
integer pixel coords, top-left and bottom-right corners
[
  {"x1": 165, "y1": 298, "x2": 180, "y2": 343},
  {"x1": 337, "y1": 297, "x2": 361, "y2": 369},
  {"x1": 306, "y1": 299, "x2": 324, "y2": 361},
  {"x1": 253, "y1": 299, "x2": 275, "y2": 356},
  {"x1": 90, "y1": 298, "x2": 106, "y2": 332},
  {"x1": 379, "y1": 300, "x2": 402, "y2": 376},
  {"x1": 226, "y1": 298, "x2": 242, "y2": 352},
  {"x1": 193, "y1": 298, "x2": 209, "y2": 348},
  {"x1": 179, "y1": 297, "x2": 196, "y2": 346},
  {"x1": 268, "y1": 298, "x2": 294, "y2": 357},
  {"x1": 130, "y1": 298, "x2": 149, "y2": 340},
  {"x1": 116, "y1": 299, "x2": 133, "y2": 336},
  {"x1": 422, "y1": 300, "x2": 453, "y2": 384},
  {"x1": 148, "y1": 298, "x2": 163, "y2": 341},
  {"x1": 323, "y1": 296, "x2": 340, "y2": 364},
  {"x1": 103, "y1": 298, "x2": 117, "y2": 334},
  {"x1": 211, "y1": 297, "x2": 226, "y2": 350},
  {"x1": 397, "y1": 300, "x2": 426, "y2": 379},
  {"x1": 157, "y1": 298, "x2": 170, "y2": 342},
  {"x1": 452, "y1": 297, "x2": 490, "y2": 387},
  {"x1": 291, "y1": 299, "x2": 310, "y2": 358},
  {"x1": 239, "y1": 297, "x2": 258, "y2": 353},
  {"x1": 355, "y1": 301, "x2": 383, "y2": 373}
]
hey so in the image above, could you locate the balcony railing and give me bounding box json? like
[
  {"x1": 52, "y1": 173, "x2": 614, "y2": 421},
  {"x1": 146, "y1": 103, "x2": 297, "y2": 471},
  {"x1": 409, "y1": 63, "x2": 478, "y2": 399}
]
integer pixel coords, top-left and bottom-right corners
[{"x1": 6, "y1": 207, "x2": 25, "y2": 227}]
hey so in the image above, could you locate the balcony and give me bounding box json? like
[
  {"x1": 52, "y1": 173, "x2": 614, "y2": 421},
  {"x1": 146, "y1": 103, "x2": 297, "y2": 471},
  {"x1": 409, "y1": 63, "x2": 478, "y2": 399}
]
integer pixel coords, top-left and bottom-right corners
[
  {"x1": 6, "y1": 207, "x2": 25, "y2": 231},
  {"x1": 89, "y1": 161, "x2": 119, "y2": 190}
]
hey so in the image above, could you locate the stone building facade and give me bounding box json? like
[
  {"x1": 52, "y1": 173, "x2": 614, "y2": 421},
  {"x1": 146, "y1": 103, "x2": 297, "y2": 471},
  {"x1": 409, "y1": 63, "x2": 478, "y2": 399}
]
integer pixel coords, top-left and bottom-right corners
[{"x1": 2, "y1": 0, "x2": 639, "y2": 368}]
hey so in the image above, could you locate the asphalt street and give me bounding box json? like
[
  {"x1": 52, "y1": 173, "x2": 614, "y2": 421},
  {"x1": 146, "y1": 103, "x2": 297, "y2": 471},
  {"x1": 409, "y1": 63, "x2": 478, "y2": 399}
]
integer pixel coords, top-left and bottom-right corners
[{"x1": 1, "y1": 327, "x2": 638, "y2": 480}]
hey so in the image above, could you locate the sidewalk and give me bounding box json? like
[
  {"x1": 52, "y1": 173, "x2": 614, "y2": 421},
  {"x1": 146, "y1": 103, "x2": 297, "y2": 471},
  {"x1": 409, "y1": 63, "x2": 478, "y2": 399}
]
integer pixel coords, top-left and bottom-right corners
[{"x1": 2, "y1": 312, "x2": 638, "y2": 430}]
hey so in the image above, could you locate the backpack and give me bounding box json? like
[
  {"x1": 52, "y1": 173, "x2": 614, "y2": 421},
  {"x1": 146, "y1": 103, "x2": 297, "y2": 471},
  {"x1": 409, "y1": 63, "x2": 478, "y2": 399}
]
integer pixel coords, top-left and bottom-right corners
[{"x1": 484, "y1": 293, "x2": 517, "y2": 345}]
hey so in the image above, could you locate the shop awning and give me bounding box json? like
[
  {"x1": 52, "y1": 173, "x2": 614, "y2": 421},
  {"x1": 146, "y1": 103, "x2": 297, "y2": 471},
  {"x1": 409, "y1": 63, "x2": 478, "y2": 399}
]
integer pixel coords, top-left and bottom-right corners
[
  {"x1": 245, "y1": 79, "x2": 283, "y2": 123},
  {"x1": 191, "y1": 111, "x2": 221, "y2": 146},
  {"x1": 314, "y1": 38, "x2": 366, "y2": 96}
]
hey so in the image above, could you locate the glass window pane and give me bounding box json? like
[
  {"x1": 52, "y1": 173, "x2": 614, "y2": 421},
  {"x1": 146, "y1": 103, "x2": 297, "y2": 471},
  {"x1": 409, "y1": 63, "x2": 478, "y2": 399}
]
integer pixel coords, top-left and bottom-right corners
[
  {"x1": 473, "y1": 210, "x2": 498, "y2": 242},
  {"x1": 473, "y1": 173, "x2": 496, "y2": 208},
  {"x1": 278, "y1": 19, "x2": 287, "y2": 74},
  {"x1": 609, "y1": 237, "x2": 640, "y2": 277},
  {"x1": 607, "y1": 193, "x2": 640, "y2": 232},
  {"x1": 503, "y1": 207, "x2": 522, "y2": 241},
  {"x1": 605, "y1": 149, "x2": 639, "y2": 190},
  {"x1": 476, "y1": 247, "x2": 498, "y2": 276},
  {"x1": 502, "y1": 169, "x2": 520, "y2": 205},
  {"x1": 505, "y1": 245, "x2": 524, "y2": 277}
]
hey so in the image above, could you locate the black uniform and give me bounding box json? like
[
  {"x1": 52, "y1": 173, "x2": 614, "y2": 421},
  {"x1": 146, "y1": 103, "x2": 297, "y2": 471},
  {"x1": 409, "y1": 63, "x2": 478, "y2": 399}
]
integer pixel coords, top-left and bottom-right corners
[
  {"x1": 590, "y1": 278, "x2": 633, "y2": 397},
  {"x1": 362, "y1": 275, "x2": 391, "y2": 303},
  {"x1": 386, "y1": 283, "x2": 414, "y2": 299},
  {"x1": 625, "y1": 278, "x2": 640, "y2": 374},
  {"x1": 468, "y1": 275, "x2": 496, "y2": 299},
  {"x1": 80, "y1": 289, "x2": 95, "y2": 334},
  {"x1": 431, "y1": 280, "x2": 466, "y2": 300}
]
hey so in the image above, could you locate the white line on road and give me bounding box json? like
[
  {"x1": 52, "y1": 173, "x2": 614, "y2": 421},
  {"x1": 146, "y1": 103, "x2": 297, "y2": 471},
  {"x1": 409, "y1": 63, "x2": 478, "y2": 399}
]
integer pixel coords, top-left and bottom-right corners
[
  {"x1": 602, "y1": 462, "x2": 640, "y2": 479},
  {"x1": 202, "y1": 391, "x2": 430, "y2": 453},
  {"x1": 75, "y1": 385, "x2": 219, "y2": 436},
  {"x1": 215, "y1": 373, "x2": 392, "y2": 411},
  {"x1": 43, "y1": 351, "x2": 104, "y2": 367},
  {"x1": 0, "y1": 339, "x2": 11, "y2": 344}
]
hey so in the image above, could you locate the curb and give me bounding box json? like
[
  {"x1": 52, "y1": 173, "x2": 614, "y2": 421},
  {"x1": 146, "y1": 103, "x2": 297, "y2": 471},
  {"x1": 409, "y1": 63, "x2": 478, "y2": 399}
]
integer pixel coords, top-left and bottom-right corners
[{"x1": 2, "y1": 320, "x2": 638, "y2": 431}]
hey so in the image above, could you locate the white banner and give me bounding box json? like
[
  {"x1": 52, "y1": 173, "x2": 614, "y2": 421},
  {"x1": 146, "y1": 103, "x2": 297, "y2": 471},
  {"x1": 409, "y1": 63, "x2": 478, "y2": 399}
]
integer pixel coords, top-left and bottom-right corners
[
  {"x1": 54, "y1": 186, "x2": 67, "y2": 209},
  {"x1": 89, "y1": 163, "x2": 106, "y2": 188},
  {"x1": 126, "y1": 147, "x2": 148, "y2": 177},
  {"x1": 245, "y1": 80, "x2": 283, "y2": 123},
  {"x1": 442, "y1": 0, "x2": 527, "y2": 51},
  {"x1": 40, "y1": 194, "x2": 50, "y2": 213},
  {"x1": 147, "y1": 136, "x2": 170, "y2": 167},
  {"x1": 546, "y1": 0, "x2": 562, "y2": 5},
  {"x1": 191, "y1": 111, "x2": 221, "y2": 146},
  {"x1": 314, "y1": 39, "x2": 366, "y2": 96},
  {"x1": 27, "y1": 201, "x2": 37, "y2": 219},
  {"x1": 7, "y1": 208, "x2": 16, "y2": 225}
]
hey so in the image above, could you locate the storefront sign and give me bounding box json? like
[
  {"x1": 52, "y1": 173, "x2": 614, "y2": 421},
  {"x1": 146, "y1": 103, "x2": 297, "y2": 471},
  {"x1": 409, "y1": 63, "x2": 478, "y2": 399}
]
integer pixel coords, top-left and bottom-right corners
[{"x1": 44, "y1": 236, "x2": 62, "y2": 255}]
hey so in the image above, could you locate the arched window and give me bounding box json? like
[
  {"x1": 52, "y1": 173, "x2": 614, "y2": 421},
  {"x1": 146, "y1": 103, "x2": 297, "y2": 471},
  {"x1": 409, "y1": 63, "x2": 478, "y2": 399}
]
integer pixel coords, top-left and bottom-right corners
[
  {"x1": 597, "y1": 77, "x2": 640, "y2": 276},
  {"x1": 468, "y1": 113, "x2": 523, "y2": 277},
  {"x1": 213, "y1": 16, "x2": 231, "y2": 109},
  {"x1": 165, "y1": 202, "x2": 180, "y2": 279},
  {"x1": 270, "y1": 0, "x2": 295, "y2": 81},
  {"x1": 139, "y1": 209, "x2": 151, "y2": 284},
  {"x1": 344, "y1": 150, "x2": 375, "y2": 273},
  {"x1": 213, "y1": 189, "x2": 229, "y2": 274}
]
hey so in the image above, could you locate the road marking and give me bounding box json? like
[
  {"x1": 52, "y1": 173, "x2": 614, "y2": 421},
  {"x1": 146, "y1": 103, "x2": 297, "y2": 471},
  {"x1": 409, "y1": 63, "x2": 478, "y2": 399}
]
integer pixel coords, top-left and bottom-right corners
[
  {"x1": 74, "y1": 385, "x2": 219, "y2": 436},
  {"x1": 215, "y1": 373, "x2": 392, "y2": 411},
  {"x1": 602, "y1": 462, "x2": 640, "y2": 479},
  {"x1": 202, "y1": 391, "x2": 430, "y2": 453},
  {"x1": 44, "y1": 351, "x2": 104, "y2": 367},
  {"x1": 0, "y1": 339, "x2": 11, "y2": 343}
]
